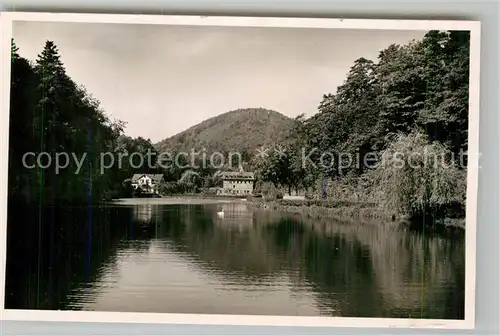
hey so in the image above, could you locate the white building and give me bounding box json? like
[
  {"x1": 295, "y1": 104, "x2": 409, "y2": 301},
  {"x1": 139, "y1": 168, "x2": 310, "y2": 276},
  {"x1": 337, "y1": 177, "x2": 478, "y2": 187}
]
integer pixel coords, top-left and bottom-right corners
[
  {"x1": 218, "y1": 171, "x2": 255, "y2": 196},
  {"x1": 131, "y1": 174, "x2": 164, "y2": 194}
]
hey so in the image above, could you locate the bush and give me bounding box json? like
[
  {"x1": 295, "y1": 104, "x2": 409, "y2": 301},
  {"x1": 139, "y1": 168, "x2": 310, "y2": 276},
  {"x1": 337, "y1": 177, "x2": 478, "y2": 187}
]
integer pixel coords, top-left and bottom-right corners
[
  {"x1": 158, "y1": 181, "x2": 182, "y2": 195},
  {"x1": 200, "y1": 187, "x2": 218, "y2": 196},
  {"x1": 305, "y1": 172, "x2": 377, "y2": 203},
  {"x1": 260, "y1": 182, "x2": 283, "y2": 201}
]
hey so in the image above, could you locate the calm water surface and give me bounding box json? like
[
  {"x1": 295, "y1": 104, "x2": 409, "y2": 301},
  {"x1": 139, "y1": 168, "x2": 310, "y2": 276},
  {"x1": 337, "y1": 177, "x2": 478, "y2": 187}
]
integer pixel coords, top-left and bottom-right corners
[{"x1": 5, "y1": 198, "x2": 465, "y2": 319}]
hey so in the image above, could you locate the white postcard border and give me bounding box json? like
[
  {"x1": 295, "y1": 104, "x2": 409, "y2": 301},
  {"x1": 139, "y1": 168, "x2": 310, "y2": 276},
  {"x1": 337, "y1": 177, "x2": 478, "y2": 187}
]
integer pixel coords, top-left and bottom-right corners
[{"x1": 0, "y1": 11, "x2": 480, "y2": 330}]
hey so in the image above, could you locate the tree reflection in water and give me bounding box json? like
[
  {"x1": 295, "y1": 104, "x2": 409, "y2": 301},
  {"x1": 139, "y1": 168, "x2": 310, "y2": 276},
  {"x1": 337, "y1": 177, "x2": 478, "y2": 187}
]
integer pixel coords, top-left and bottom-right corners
[{"x1": 5, "y1": 200, "x2": 464, "y2": 319}]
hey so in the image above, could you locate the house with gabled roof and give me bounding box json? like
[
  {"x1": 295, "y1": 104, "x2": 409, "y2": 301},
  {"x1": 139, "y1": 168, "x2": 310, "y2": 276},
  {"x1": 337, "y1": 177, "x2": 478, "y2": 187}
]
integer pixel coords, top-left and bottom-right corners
[{"x1": 131, "y1": 173, "x2": 164, "y2": 194}]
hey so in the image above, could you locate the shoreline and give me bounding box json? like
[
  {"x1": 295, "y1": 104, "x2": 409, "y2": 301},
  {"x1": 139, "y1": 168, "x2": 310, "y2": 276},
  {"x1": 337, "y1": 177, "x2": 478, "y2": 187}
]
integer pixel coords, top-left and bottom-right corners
[
  {"x1": 11, "y1": 192, "x2": 464, "y2": 230},
  {"x1": 247, "y1": 198, "x2": 466, "y2": 231},
  {"x1": 118, "y1": 194, "x2": 466, "y2": 230},
  {"x1": 144, "y1": 194, "x2": 465, "y2": 230}
]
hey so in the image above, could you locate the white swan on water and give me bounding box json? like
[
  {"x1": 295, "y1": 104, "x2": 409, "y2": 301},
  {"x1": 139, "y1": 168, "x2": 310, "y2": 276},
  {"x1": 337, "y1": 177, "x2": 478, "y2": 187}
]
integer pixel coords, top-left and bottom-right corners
[{"x1": 217, "y1": 209, "x2": 224, "y2": 217}]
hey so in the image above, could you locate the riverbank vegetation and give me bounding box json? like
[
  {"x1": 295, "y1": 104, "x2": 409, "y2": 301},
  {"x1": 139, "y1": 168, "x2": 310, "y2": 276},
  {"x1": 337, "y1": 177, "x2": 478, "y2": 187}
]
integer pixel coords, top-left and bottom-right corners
[{"x1": 250, "y1": 30, "x2": 470, "y2": 227}]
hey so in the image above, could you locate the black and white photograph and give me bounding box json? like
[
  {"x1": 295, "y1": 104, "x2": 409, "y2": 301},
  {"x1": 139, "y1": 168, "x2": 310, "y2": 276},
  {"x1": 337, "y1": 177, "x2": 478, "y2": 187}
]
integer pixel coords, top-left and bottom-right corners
[{"x1": 0, "y1": 13, "x2": 479, "y2": 329}]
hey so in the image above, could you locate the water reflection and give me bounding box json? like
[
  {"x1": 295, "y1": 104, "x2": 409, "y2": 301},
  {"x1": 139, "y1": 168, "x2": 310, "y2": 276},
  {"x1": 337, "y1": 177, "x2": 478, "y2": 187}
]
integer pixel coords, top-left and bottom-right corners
[
  {"x1": 213, "y1": 202, "x2": 254, "y2": 231},
  {"x1": 5, "y1": 199, "x2": 464, "y2": 319},
  {"x1": 133, "y1": 203, "x2": 154, "y2": 223}
]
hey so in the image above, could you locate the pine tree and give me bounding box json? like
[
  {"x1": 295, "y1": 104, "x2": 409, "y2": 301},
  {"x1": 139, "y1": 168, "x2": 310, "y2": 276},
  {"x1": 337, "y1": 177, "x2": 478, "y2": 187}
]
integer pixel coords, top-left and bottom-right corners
[
  {"x1": 35, "y1": 41, "x2": 69, "y2": 153},
  {"x1": 10, "y1": 38, "x2": 19, "y2": 59}
]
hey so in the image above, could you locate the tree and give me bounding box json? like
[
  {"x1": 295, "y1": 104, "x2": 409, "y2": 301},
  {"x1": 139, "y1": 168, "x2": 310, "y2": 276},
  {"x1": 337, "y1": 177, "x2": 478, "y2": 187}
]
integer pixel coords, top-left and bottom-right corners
[
  {"x1": 418, "y1": 31, "x2": 470, "y2": 156},
  {"x1": 113, "y1": 135, "x2": 159, "y2": 185},
  {"x1": 9, "y1": 40, "x2": 39, "y2": 202},
  {"x1": 375, "y1": 41, "x2": 426, "y2": 139},
  {"x1": 370, "y1": 131, "x2": 465, "y2": 220},
  {"x1": 253, "y1": 142, "x2": 311, "y2": 196},
  {"x1": 121, "y1": 179, "x2": 134, "y2": 197},
  {"x1": 203, "y1": 170, "x2": 223, "y2": 188},
  {"x1": 9, "y1": 39, "x2": 126, "y2": 204},
  {"x1": 292, "y1": 30, "x2": 469, "y2": 219},
  {"x1": 179, "y1": 170, "x2": 201, "y2": 192},
  {"x1": 305, "y1": 57, "x2": 380, "y2": 176},
  {"x1": 35, "y1": 41, "x2": 71, "y2": 151}
]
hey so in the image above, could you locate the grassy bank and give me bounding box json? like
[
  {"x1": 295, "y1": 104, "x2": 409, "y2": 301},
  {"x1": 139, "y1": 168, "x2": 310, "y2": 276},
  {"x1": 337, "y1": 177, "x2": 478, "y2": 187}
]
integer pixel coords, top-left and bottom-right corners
[
  {"x1": 250, "y1": 198, "x2": 394, "y2": 221},
  {"x1": 159, "y1": 193, "x2": 245, "y2": 199},
  {"x1": 248, "y1": 198, "x2": 465, "y2": 230}
]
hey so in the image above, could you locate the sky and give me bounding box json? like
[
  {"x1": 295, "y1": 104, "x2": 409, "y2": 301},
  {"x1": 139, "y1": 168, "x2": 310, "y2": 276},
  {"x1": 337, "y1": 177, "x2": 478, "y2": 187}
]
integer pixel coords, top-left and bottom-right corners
[{"x1": 13, "y1": 21, "x2": 426, "y2": 143}]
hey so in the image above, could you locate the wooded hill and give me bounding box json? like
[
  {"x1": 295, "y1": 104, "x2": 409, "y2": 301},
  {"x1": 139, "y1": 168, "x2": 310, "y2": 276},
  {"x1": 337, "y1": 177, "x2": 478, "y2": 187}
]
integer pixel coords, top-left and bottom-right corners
[{"x1": 155, "y1": 108, "x2": 296, "y2": 155}]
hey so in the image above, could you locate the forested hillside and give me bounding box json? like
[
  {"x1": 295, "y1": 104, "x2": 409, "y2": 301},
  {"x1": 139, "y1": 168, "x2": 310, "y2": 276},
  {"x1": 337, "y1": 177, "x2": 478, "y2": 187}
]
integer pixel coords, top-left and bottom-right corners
[{"x1": 155, "y1": 108, "x2": 295, "y2": 155}]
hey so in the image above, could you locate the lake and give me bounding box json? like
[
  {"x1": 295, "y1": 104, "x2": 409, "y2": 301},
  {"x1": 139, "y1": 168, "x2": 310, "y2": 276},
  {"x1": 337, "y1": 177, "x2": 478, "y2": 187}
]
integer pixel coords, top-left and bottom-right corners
[{"x1": 4, "y1": 198, "x2": 465, "y2": 319}]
